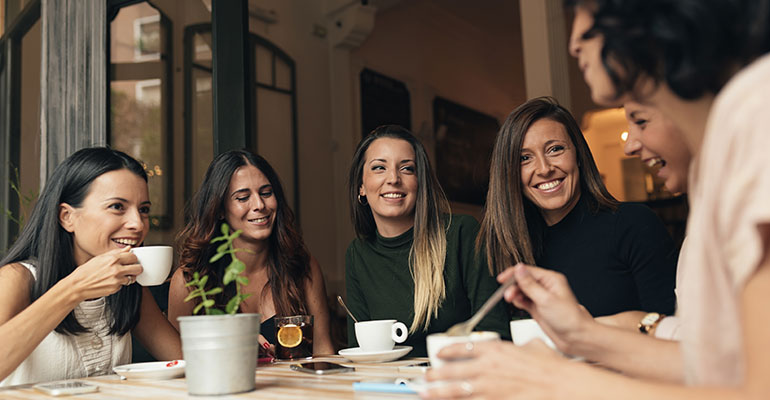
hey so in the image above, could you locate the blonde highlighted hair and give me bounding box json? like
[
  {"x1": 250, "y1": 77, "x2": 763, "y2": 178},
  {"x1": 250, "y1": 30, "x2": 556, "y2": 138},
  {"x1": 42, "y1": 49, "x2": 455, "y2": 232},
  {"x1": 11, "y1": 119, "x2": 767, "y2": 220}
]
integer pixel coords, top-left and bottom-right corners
[{"x1": 349, "y1": 125, "x2": 451, "y2": 333}]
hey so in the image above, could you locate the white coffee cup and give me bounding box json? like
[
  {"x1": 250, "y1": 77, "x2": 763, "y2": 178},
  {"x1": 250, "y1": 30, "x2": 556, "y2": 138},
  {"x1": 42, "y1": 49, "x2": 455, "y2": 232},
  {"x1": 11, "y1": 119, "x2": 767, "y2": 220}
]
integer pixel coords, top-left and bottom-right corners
[
  {"x1": 426, "y1": 331, "x2": 500, "y2": 368},
  {"x1": 355, "y1": 319, "x2": 408, "y2": 352},
  {"x1": 130, "y1": 246, "x2": 173, "y2": 286},
  {"x1": 510, "y1": 319, "x2": 556, "y2": 349}
]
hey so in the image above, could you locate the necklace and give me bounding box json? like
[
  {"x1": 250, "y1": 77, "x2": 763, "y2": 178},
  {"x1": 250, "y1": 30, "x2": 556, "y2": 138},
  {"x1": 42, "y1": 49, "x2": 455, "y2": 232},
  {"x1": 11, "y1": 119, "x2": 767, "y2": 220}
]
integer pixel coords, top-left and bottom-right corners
[{"x1": 73, "y1": 297, "x2": 114, "y2": 377}]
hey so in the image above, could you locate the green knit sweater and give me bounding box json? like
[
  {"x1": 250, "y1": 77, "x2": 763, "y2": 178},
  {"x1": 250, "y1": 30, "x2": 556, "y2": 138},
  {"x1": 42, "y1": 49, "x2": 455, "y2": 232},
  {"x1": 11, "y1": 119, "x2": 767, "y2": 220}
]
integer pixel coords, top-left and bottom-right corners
[{"x1": 345, "y1": 214, "x2": 511, "y2": 357}]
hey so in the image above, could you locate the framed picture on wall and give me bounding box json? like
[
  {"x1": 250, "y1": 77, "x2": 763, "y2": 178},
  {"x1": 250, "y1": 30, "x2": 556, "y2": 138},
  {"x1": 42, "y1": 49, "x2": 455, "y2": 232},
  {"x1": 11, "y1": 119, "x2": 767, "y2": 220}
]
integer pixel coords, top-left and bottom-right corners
[
  {"x1": 360, "y1": 68, "x2": 411, "y2": 137},
  {"x1": 433, "y1": 97, "x2": 499, "y2": 205}
]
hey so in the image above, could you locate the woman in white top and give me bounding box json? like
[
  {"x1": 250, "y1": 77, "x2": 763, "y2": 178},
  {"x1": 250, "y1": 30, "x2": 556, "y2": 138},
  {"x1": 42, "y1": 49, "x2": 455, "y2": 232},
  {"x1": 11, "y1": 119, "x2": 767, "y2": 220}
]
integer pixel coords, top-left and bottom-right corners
[{"x1": 0, "y1": 147, "x2": 181, "y2": 386}]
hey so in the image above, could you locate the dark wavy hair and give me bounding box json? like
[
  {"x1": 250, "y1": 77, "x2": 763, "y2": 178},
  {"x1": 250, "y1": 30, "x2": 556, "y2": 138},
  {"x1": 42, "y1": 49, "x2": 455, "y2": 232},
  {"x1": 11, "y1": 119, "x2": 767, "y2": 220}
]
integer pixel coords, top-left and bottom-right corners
[
  {"x1": 0, "y1": 147, "x2": 146, "y2": 335},
  {"x1": 566, "y1": 0, "x2": 767, "y2": 100},
  {"x1": 477, "y1": 97, "x2": 618, "y2": 275},
  {"x1": 176, "y1": 149, "x2": 310, "y2": 316}
]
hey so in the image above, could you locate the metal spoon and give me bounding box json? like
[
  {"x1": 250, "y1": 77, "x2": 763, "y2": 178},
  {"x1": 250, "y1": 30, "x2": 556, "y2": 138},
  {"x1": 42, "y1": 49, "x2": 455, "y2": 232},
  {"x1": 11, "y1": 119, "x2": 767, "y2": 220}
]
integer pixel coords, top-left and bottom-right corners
[
  {"x1": 337, "y1": 295, "x2": 359, "y2": 323},
  {"x1": 445, "y1": 276, "x2": 517, "y2": 336}
]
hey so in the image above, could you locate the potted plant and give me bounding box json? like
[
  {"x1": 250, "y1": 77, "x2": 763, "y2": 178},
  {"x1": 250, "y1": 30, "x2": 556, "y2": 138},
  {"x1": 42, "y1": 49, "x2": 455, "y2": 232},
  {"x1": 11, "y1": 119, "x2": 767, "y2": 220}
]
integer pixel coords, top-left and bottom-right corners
[{"x1": 177, "y1": 223, "x2": 261, "y2": 396}]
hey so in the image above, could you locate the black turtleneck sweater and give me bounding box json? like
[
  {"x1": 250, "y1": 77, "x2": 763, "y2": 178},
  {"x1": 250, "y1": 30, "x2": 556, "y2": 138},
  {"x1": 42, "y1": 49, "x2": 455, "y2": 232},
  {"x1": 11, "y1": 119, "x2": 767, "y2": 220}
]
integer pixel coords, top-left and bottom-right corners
[
  {"x1": 535, "y1": 197, "x2": 678, "y2": 317},
  {"x1": 345, "y1": 214, "x2": 511, "y2": 357}
]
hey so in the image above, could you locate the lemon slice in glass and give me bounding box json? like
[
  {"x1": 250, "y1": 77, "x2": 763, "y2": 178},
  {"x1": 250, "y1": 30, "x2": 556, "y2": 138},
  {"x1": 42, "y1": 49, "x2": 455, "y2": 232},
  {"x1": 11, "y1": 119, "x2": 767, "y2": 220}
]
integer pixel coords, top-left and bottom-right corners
[{"x1": 277, "y1": 324, "x2": 303, "y2": 348}]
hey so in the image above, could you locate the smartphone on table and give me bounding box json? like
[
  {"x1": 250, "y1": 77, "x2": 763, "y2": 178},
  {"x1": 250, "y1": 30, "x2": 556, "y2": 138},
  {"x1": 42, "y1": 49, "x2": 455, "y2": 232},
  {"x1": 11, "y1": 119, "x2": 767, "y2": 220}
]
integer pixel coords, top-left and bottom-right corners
[
  {"x1": 290, "y1": 362, "x2": 354, "y2": 375},
  {"x1": 398, "y1": 361, "x2": 431, "y2": 373},
  {"x1": 33, "y1": 381, "x2": 99, "y2": 396}
]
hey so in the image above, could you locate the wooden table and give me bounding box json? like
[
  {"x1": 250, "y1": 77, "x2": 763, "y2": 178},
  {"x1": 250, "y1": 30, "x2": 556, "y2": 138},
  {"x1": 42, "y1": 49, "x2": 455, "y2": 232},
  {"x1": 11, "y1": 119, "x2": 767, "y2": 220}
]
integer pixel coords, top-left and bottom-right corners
[{"x1": 0, "y1": 356, "x2": 428, "y2": 399}]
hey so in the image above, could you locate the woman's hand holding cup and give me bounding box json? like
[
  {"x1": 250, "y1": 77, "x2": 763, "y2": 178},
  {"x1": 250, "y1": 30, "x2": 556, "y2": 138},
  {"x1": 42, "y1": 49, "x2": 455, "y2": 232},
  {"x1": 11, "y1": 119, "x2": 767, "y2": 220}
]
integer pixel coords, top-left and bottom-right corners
[{"x1": 64, "y1": 246, "x2": 144, "y2": 300}]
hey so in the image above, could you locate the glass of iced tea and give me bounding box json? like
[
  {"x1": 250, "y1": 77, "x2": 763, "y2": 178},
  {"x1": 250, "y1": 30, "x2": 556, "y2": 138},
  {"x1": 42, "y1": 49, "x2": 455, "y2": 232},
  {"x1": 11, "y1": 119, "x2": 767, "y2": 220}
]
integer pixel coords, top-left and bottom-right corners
[{"x1": 274, "y1": 315, "x2": 313, "y2": 360}]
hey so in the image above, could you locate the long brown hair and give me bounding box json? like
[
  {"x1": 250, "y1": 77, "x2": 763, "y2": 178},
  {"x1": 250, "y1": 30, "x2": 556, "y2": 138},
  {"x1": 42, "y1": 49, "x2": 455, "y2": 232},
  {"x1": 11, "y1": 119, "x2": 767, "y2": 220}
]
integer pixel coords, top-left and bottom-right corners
[
  {"x1": 477, "y1": 97, "x2": 618, "y2": 275},
  {"x1": 176, "y1": 149, "x2": 310, "y2": 316},
  {"x1": 348, "y1": 125, "x2": 450, "y2": 333}
]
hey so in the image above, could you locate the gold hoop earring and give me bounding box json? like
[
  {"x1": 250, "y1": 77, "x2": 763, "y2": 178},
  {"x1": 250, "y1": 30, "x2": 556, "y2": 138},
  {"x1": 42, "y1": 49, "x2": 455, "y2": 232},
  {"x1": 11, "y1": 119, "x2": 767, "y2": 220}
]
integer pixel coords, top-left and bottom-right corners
[{"x1": 357, "y1": 194, "x2": 368, "y2": 205}]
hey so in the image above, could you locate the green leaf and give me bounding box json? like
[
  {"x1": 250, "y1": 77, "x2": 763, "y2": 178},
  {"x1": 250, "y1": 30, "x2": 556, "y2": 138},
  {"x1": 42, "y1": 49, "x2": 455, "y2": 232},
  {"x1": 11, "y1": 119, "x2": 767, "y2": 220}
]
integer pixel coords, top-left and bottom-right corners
[
  {"x1": 221, "y1": 223, "x2": 229, "y2": 235},
  {"x1": 183, "y1": 293, "x2": 199, "y2": 302},
  {"x1": 184, "y1": 280, "x2": 197, "y2": 288},
  {"x1": 230, "y1": 229, "x2": 242, "y2": 240},
  {"x1": 223, "y1": 269, "x2": 237, "y2": 286},
  {"x1": 209, "y1": 252, "x2": 225, "y2": 263},
  {"x1": 199, "y1": 275, "x2": 209, "y2": 287},
  {"x1": 210, "y1": 236, "x2": 226, "y2": 243},
  {"x1": 236, "y1": 276, "x2": 249, "y2": 286},
  {"x1": 206, "y1": 287, "x2": 223, "y2": 296},
  {"x1": 208, "y1": 308, "x2": 225, "y2": 315},
  {"x1": 193, "y1": 302, "x2": 205, "y2": 315},
  {"x1": 225, "y1": 296, "x2": 240, "y2": 314},
  {"x1": 202, "y1": 299, "x2": 215, "y2": 308},
  {"x1": 231, "y1": 259, "x2": 246, "y2": 273},
  {"x1": 216, "y1": 242, "x2": 229, "y2": 254}
]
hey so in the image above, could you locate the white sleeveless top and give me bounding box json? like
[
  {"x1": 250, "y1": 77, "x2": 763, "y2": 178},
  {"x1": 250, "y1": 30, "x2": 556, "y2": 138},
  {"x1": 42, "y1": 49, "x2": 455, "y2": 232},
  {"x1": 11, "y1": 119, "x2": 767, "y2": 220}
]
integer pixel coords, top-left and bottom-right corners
[{"x1": 0, "y1": 262, "x2": 132, "y2": 387}]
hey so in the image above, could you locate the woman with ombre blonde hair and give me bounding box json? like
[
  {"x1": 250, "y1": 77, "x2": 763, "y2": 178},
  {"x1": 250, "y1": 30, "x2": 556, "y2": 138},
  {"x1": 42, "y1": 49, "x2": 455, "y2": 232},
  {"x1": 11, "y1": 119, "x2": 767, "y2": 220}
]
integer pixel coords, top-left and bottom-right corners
[{"x1": 344, "y1": 125, "x2": 509, "y2": 357}]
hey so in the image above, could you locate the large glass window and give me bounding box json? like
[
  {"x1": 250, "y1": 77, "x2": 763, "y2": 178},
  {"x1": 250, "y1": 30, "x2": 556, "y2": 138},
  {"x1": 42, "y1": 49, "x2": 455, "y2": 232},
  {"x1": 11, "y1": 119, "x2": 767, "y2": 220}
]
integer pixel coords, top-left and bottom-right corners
[
  {"x1": 1, "y1": 0, "x2": 40, "y2": 251},
  {"x1": 5, "y1": 0, "x2": 33, "y2": 31},
  {"x1": 17, "y1": 17, "x2": 40, "y2": 227},
  {"x1": 184, "y1": 25, "x2": 213, "y2": 198},
  {"x1": 184, "y1": 28, "x2": 298, "y2": 213},
  {"x1": 252, "y1": 37, "x2": 298, "y2": 212},
  {"x1": 109, "y1": 1, "x2": 172, "y2": 242},
  {"x1": 1, "y1": 0, "x2": 5, "y2": 36}
]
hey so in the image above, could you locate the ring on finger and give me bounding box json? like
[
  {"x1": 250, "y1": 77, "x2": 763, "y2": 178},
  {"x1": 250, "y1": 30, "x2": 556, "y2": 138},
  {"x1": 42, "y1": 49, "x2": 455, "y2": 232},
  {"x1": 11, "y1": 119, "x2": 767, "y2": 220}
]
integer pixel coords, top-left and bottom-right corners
[
  {"x1": 465, "y1": 341, "x2": 474, "y2": 353},
  {"x1": 460, "y1": 380, "x2": 474, "y2": 396},
  {"x1": 125, "y1": 275, "x2": 134, "y2": 286}
]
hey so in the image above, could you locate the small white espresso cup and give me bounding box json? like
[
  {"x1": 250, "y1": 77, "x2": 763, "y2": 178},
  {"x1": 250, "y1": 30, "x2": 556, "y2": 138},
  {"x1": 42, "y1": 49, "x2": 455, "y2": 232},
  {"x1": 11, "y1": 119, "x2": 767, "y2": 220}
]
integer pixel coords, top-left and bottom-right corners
[
  {"x1": 426, "y1": 331, "x2": 500, "y2": 368},
  {"x1": 355, "y1": 319, "x2": 408, "y2": 352},
  {"x1": 130, "y1": 246, "x2": 173, "y2": 286},
  {"x1": 510, "y1": 318, "x2": 556, "y2": 349}
]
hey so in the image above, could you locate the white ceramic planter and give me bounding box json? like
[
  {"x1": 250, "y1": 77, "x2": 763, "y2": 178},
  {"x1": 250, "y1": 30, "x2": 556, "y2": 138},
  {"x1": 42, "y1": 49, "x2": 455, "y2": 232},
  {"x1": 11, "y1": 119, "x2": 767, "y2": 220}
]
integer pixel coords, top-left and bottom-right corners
[{"x1": 178, "y1": 313, "x2": 261, "y2": 396}]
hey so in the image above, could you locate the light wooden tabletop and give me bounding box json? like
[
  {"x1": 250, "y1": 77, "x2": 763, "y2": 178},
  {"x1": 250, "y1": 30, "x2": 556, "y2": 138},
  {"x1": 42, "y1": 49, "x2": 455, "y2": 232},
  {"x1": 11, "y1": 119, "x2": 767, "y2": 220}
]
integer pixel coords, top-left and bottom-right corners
[{"x1": 0, "y1": 356, "x2": 429, "y2": 399}]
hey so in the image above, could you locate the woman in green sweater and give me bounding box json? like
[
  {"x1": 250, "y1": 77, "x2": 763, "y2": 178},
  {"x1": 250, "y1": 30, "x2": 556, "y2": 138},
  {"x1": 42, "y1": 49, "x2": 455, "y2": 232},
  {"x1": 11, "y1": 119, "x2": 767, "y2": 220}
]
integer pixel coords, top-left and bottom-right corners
[{"x1": 345, "y1": 125, "x2": 510, "y2": 357}]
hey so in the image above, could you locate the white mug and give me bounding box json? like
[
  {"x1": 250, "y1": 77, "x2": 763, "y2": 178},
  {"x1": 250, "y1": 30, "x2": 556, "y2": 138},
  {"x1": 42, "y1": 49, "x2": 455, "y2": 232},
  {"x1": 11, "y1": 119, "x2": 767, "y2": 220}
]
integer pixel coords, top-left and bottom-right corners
[
  {"x1": 426, "y1": 331, "x2": 500, "y2": 368},
  {"x1": 130, "y1": 246, "x2": 173, "y2": 286},
  {"x1": 509, "y1": 319, "x2": 556, "y2": 349},
  {"x1": 355, "y1": 319, "x2": 408, "y2": 352}
]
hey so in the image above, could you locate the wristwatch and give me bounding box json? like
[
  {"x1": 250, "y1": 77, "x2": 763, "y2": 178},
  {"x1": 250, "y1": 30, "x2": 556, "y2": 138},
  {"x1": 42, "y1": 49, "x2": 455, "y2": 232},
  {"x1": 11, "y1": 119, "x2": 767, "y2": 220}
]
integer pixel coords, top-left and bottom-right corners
[{"x1": 638, "y1": 312, "x2": 664, "y2": 335}]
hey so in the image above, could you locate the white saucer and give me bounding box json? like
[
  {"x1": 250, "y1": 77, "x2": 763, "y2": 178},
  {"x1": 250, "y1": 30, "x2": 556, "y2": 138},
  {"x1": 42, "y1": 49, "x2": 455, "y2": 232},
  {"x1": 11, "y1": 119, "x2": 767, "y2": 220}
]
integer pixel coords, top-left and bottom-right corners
[
  {"x1": 338, "y1": 345, "x2": 413, "y2": 363},
  {"x1": 113, "y1": 360, "x2": 185, "y2": 380}
]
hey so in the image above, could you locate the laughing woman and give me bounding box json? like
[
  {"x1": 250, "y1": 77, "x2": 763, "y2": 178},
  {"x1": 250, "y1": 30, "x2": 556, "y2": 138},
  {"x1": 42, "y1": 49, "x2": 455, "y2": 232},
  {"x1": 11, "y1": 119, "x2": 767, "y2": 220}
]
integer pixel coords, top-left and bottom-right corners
[
  {"x1": 345, "y1": 125, "x2": 510, "y2": 357},
  {"x1": 0, "y1": 148, "x2": 181, "y2": 386},
  {"x1": 478, "y1": 97, "x2": 678, "y2": 318},
  {"x1": 423, "y1": 0, "x2": 770, "y2": 398}
]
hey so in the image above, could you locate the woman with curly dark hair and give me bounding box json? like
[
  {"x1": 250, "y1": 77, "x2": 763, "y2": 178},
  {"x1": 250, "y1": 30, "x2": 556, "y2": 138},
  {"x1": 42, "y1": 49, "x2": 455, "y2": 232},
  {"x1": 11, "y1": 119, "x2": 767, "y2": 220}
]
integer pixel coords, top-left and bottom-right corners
[{"x1": 168, "y1": 150, "x2": 333, "y2": 356}]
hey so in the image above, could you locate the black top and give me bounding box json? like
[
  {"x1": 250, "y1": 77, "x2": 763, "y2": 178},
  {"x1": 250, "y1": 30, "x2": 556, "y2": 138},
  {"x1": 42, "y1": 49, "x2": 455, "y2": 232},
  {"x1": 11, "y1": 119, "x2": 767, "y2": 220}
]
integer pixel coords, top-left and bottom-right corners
[
  {"x1": 535, "y1": 196, "x2": 678, "y2": 316},
  {"x1": 261, "y1": 315, "x2": 276, "y2": 345},
  {"x1": 345, "y1": 214, "x2": 511, "y2": 357}
]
